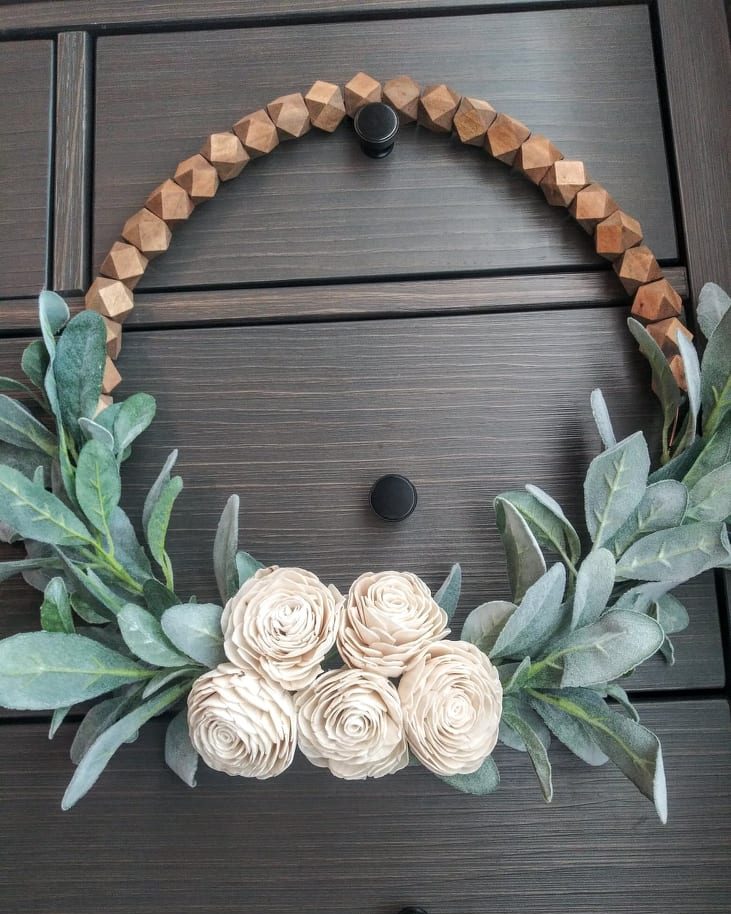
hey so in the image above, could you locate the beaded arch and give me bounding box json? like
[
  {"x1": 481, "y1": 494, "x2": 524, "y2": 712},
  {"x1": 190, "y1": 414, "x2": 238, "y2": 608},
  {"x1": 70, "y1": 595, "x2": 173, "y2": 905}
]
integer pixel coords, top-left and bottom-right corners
[{"x1": 84, "y1": 72, "x2": 691, "y2": 403}]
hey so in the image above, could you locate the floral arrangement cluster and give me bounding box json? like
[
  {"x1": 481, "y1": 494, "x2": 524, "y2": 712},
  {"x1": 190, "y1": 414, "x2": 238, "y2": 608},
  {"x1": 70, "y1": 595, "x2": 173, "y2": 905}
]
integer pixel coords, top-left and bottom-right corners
[{"x1": 0, "y1": 284, "x2": 728, "y2": 816}]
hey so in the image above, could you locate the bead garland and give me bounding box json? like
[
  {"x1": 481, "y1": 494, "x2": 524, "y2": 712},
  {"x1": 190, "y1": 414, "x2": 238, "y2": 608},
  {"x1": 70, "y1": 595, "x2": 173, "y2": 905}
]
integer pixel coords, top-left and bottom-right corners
[{"x1": 84, "y1": 72, "x2": 690, "y2": 407}]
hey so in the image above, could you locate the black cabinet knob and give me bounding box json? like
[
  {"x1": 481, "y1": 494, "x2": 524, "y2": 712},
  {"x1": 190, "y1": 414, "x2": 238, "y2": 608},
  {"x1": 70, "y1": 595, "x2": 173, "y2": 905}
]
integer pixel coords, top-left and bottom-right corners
[
  {"x1": 398, "y1": 908, "x2": 429, "y2": 914},
  {"x1": 353, "y1": 102, "x2": 399, "y2": 158},
  {"x1": 369, "y1": 474, "x2": 417, "y2": 521}
]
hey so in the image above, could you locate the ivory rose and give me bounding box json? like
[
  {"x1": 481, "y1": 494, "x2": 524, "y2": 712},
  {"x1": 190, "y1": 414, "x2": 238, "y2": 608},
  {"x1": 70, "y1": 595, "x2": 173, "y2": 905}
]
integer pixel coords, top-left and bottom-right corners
[
  {"x1": 399, "y1": 640, "x2": 503, "y2": 776},
  {"x1": 337, "y1": 570, "x2": 449, "y2": 678},
  {"x1": 295, "y1": 667, "x2": 409, "y2": 779},
  {"x1": 187, "y1": 663, "x2": 297, "y2": 779},
  {"x1": 222, "y1": 566, "x2": 343, "y2": 691}
]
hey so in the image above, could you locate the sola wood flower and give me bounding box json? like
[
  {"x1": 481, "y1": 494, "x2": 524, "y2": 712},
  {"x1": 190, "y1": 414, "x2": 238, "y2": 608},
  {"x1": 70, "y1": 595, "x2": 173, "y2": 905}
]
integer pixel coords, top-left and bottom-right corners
[
  {"x1": 295, "y1": 667, "x2": 409, "y2": 779},
  {"x1": 337, "y1": 570, "x2": 449, "y2": 678},
  {"x1": 187, "y1": 662, "x2": 296, "y2": 778},
  {"x1": 399, "y1": 640, "x2": 503, "y2": 776},
  {"x1": 222, "y1": 566, "x2": 343, "y2": 690}
]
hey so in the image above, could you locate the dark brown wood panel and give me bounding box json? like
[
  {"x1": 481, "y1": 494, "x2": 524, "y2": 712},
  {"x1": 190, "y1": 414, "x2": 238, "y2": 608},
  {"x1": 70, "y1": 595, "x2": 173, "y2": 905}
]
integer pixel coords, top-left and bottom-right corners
[
  {"x1": 93, "y1": 6, "x2": 677, "y2": 292},
  {"x1": 0, "y1": 699, "x2": 728, "y2": 914},
  {"x1": 0, "y1": 40, "x2": 52, "y2": 298},
  {"x1": 0, "y1": 306, "x2": 723, "y2": 695}
]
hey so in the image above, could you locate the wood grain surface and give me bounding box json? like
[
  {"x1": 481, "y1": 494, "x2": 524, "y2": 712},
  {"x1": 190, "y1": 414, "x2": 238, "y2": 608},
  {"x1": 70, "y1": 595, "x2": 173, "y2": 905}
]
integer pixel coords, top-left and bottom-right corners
[
  {"x1": 0, "y1": 700, "x2": 728, "y2": 914},
  {"x1": 92, "y1": 6, "x2": 677, "y2": 289},
  {"x1": 0, "y1": 40, "x2": 52, "y2": 298}
]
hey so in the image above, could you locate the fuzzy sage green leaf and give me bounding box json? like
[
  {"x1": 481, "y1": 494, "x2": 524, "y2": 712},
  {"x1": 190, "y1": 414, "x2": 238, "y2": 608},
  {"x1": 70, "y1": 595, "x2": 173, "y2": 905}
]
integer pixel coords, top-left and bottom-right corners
[
  {"x1": 213, "y1": 494, "x2": 240, "y2": 604},
  {"x1": 160, "y1": 603, "x2": 225, "y2": 668},
  {"x1": 236, "y1": 551, "x2": 264, "y2": 587},
  {"x1": 686, "y1": 463, "x2": 731, "y2": 523},
  {"x1": 698, "y1": 282, "x2": 731, "y2": 341},
  {"x1": 590, "y1": 388, "x2": 616, "y2": 449},
  {"x1": 0, "y1": 465, "x2": 92, "y2": 546},
  {"x1": 75, "y1": 440, "x2": 121, "y2": 541},
  {"x1": 494, "y1": 496, "x2": 546, "y2": 602},
  {"x1": 584, "y1": 431, "x2": 650, "y2": 547},
  {"x1": 53, "y1": 310, "x2": 106, "y2": 445},
  {"x1": 461, "y1": 600, "x2": 516, "y2": 654},
  {"x1": 608, "y1": 479, "x2": 688, "y2": 557},
  {"x1": 165, "y1": 709, "x2": 199, "y2": 788},
  {"x1": 0, "y1": 394, "x2": 57, "y2": 456},
  {"x1": 701, "y1": 306, "x2": 731, "y2": 437},
  {"x1": 571, "y1": 548, "x2": 615, "y2": 629},
  {"x1": 490, "y1": 563, "x2": 566, "y2": 660},
  {"x1": 40, "y1": 577, "x2": 74, "y2": 634},
  {"x1": 616, "y1": 521, "x2": 730, "y2": 582},
  {"x1": 627, "y1": 318, "x2": 680, "y2": 462},
  {"x1": 435, "y1": 755, "x2": 500, "y2": 796},
  {"x1": 118, "y1": 603, "x2": 191, "y2": 667},
  {"x1": 145, "y1": 475, "x2": 183, "y2": 589},
  {"x1": 112, "y1": 393, "x2": 156, "y2": 457},
  {"x1": 503, "y1": 698, "x2": 553, "y2": 802},
  {"x1": 434, "y1": 563, "x2": 461, "y2": 620}
]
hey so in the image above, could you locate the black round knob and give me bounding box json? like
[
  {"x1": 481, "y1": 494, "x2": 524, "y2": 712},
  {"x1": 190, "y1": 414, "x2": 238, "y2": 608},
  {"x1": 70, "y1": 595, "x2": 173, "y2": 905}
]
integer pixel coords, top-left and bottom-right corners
[
  {"x1": 398, "y1": 908, "x2": 429, "y2": 914},
  {"x1": 369, "y1": 474, "x2": 417, "y2": 521},
  {"x1": 353, "y1": 102, "x2": 399, "y2": 158}
]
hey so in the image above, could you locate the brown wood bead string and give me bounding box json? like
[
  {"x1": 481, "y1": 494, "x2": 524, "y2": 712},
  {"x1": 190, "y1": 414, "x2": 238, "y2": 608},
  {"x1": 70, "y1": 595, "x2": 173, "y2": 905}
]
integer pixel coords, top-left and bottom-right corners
[{"x1": 87, "y1": 72, "x2": 691, "y2": 403}]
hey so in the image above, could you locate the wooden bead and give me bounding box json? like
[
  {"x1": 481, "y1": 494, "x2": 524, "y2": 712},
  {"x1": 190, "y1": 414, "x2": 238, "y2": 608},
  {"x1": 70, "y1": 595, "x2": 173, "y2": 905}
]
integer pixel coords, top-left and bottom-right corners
[
  {"x1": 485, "y1": 113, "x2": 531, "y2": 165},
  {"x1": 646, "y1": 316, "x2": 692, "y2": 355},
  {"x1": 85, "y1": 277, "x2": 134, "y2": 322},
  {"x1": 343, "y1": 72, "x2": 381, "y2": 118},
  {"x1": 233, "y1": 109, "x2": 280, "y2": 158},
  {"x1": 99, "y1": 240, "x2": 148, "y2": 289},
  {"x1": 541, "y1": 160, "x2": 589, "y2": 207},
  {"x1": 304, "y1": 81, "x2": 346, "y2": 133},
  {"x1": 631, "y1": 279, "x2": 683, "y2": 322},
  {"x1": 102, "y1": 356, "x2": 122, "y2": 394},
  {"x1": 382, "y1": 75, "x2": 420, "y2": 124},
  {"x1": 267, "y1": 93, "x2": 311, "y2": 140},
  {"x1": 121, "y1": 208, "x2": 172, "y2": 259},
  {"x1": 93, "y1": 395, "x2": 113, "y2": 418},
  {"x1": 595, "y1": 209, "x2": 643, "y2": 260},
  {"x1": 569, "y1": 183, "x2": 619, "y2": 233},
  {"x1": 101, "y1": 315, "x2": 122, "y2": 359},
  {"x1": 453, "y1": 96, "x2": 497, "y2": 146},
  {"x1": 418, "y1": 84, "x2": 461, "y2": 134},
  {"x1": 146, "y1": 178, "x2": 194, "y2": 226},
  {"x1": 668, "y1": 354, "x2": 688, "y2": 391},
  {"x1": 174, "y1": 154, "x2": 219, "y2": 204},
  {"x1": 614, "y1": 245, "x2": 663, "y2": 293},
  {"x1": 201, "y1": 132, "x2": 249, "y2": 181},
  {"x1": 514, "y1": 134, "x2": 563, "y2": 185}
]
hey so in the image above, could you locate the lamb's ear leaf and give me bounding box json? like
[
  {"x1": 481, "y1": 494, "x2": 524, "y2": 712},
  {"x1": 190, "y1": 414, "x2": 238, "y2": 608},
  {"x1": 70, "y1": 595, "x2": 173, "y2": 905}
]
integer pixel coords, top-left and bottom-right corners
[
  {"x1": 236, "y1": 551, "x2": 264, "y2": 587},
  {"x1": 213, "y1": 494, "x2": 240, "y2": 604},
  {"x1": 494, "y1": 497, "x2": 546, "y2": 602},
  {"x1": 608, "y1": 479, "x2": 688, "y2": 557},
  {"x1": 53, "y1": 310, "x2": 106, "y2": 445},
  {"x1": 0, "y1": 394, "x2": 57, "y2": 456},
  {"x1": 112, "y1": 393, "x2": 156, "y2": 457},
  {"x1": 143, "y1": 579, "x2": 179, "y2": 618},
  {"x1": 497, "y1": 487, "x2": 580, "y2": 570},
  {"x1": 435, "y1": 755, "x2": 500, "y2": 796},
  {"x1": 118, "y1": 604, "x2": 192, "y2": 668},
  {"x1": 489, "y1": 563, "x2": 566, "y2": 661},
  {"x1": 40, "y1": 577, "x2": 75, "y2": 634},
  {"x1": 165, "y1": 709, "x2": 199, "y2": 788},
  {"x1": 701, "y1": 306, "x2": 731, "y2": 437},
  {"x1": 75, "y1": 440, "x2": 121, "y2": 540},
  {"x1": 78, "y1": 417, "x2": 115, "y2": 450},
  {"x1": 0, "y1": 466, "x2": 91, "y2": 546},
  {"x1": 21, "y1": 339, "x2": 50, "y2": 391},
  {"x1": 590, "y1": 388, "x2": 617, "y2": 449},
  {"x1": 673, "y1": 330, "x2": 702, "y2": 455},
  {"x1": 461, "y1": 600, "x2": 517, "y2": 654},
  {"x1": 616, "y1": 521, "x2": 730, "y2": 582},
  {"x1": 160, "y1": 603, "x2": 225, "y2": 669},
  {"x1": 62, "y1": 682, "x2": 189, "y2": 810},
  {"x1": 697, "y1": 282, "x2": 731, "y2": 341},
  {"x1": 434, "y1": 564, "x2": 461, "y2": 620},
  {"x1": 627, "y1": 318, "x2": 681, "y2": 458},
  {"x1": 571, "y1": 548, "x2": 615, "y2": 629},
  {"x1": 682, "y1": 411, "x2": 731, "y2": 490},
  {"x1": 145, "y1": 476, "x2": 183, "y2": 590},
  {"x1": 584, "y1": 431, "x2": 650, "y2": 547},
  {"x1": 142, "y1": 450, "x2": 178, "y2": 530},
  {"x1": 503, "y1": 698, "x2": 553, "y2": 802},
  {"x1": 686, "y1": 463, "x2": 731, "y2": 523},
  {"x1": 529, "y1": 695, "x2": 608, "y2": 766}
]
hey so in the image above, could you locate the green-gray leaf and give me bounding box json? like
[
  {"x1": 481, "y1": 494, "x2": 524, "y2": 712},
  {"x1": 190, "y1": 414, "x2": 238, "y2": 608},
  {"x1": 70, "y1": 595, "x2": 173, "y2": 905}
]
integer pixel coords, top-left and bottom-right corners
[
  {"x1": 497, "y1": 486, "x2": 580, "y2": 571},
  {"x1": 584, "y1": 431, "x2": 650, "y2": 546},
  {"x1": 118, "y1": 603, "x2": 191, "y2": 667},
  {"x1": 143, "y1": 578, "x2": 179, "y2": 618},
  {"x1": 590, "y1": 388, "x2": 617, "y2": 449},
  {"x1": 142, "y1": 449, "x2": 178, "y2": 530},
  {"x1": 0, "y1": 555, "x2": 59, "y2": 584},
  {"x1": 461, "y1": 600, "x2": 517, "y2": 654},
  {"x1": 490, "y1": 563, "x2": 566, "y2": 661},
  {"x1": 21, "y1": 339, "x2": 49, "y2": 391},
  {"x1": 571, "y1": 548, "x2": 615, "y2": 629},
  {"x1": 165, "y1": 709, "x2": 199, "y2": 788},
  {"x1": 142, "y1": 666, "x2": 199, "y2": 699},
  {"x1": 236, "y1": 550, "x2": 264, "y2": 587},
  {"x1": 161, "y1": 603, "x2": 225, "y2": 668},
  {"x1": 682, "y1": 411, "x2": 731, "y2": 490},
  {"x1": 616, "y1": 521, "x2": 730, "y2": 582},
  {"x1": 145, "y1": 475, "x2": 183, "y2": 587},
  {"x1": 70, "y1": 687, "x2": 141, "y2": 764},
  {"x1": 112, "y1": 392, "x2": 156, "y2": 456},
  {"x1": 652, "y1": 593, "x2": 690, "y2": 636},
  {"x1": 0, "y1": 440, "x2": 53, "y2": 483},
  {"x1": 628, "y1": 317, "x2": 681, "y2": 458},
  {"x1": 0, "y1": 465, "x2": 92, "y2": 546},
  {"x1": 108, "y1": 507, "x2": 153, "y2": 581},
  {"x1": 75, "y1": 440, "x2": 121, "y2": 539},
  {"x1": 62, "y1": 682, "x2": 189, "y2": 809},
  {"x1": 213, "y1": 494, "x2": 239, "y2": 604},
  {"x1": 0, "y1": 631, "x2": 150, "y2": 710},
  {"x1": 54, "y1": 310, "x2": 107, "y2": 444},
  {"x1": 39, "y1": 290, "x2": 70, "y2": 338},
  {"x1": 494, "y1": 497, "x2": 546, "y2": 602},
  {"x1": 78, "y1": 416, "x2": 115, "y2": 450},
  {"x1": 697, "y1": 282, "x2": 731, "y2": 341},
  {"x1": 701, "y1": 306, "x2": 731, "y2": 437},
  {"x1": 434, "y1": 563, "x2": 461, "y2": 620},
  {"x1": 503, "y1": 700, "x2": 553, "y2": 802},
  {"x1": 674, "y1": 330, "x2": 701, "y2": 454},
  {"x1": 686, "y1": 463, "x2": 731, "y2": 523},
  {"x1": 529, "y1": 695, "x2": 607, "y2": 766},
  {"x1": 435, "y1": 755, "x2": 500, "y2": 796},
  {"x1": 609, "y1": 479, "x2": 688, "y2": 557},
  {"x1": 0, "y1": 394, "x2": 56, "y2": 455},
  {"x1": 40, "y1": 577, "x2": 74, "y2": 633}
]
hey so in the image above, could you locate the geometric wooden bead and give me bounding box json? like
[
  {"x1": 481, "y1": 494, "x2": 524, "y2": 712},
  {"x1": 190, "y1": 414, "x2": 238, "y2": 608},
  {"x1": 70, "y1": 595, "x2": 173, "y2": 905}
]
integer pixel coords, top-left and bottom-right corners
[
  {"x1": 514, "y1": 133, "x2": 563, "y2": 185},
  {"x1": 99, "y1": 240, "x2": 148, "y2": 289},
  {"x1": 668, "y1": 353, "x2": 688, "y2": 391},
  {"x1": 382, "y1": 75, "x2": 421, "y2": 124},
  {"x1": 304, "y1": 81, "x2": 346, "y2": 133},
  {"x1": 101, "y1": 315, "x2": 123, "y2": 359},
  {"x1": 145, "y1": 178, "x2": 194, "y2": 226},
  {"x1": 418, "y1": 84, "x2": 461, "y2": 134},
  {"x1": 121, "y1": 208, "x2": 172, "y2": 259},
  {"x1": 485, "y1": 113, "x2": 531, "y2": 165},
  {"x1": 173, "y1": 154, "x2": 219, "y2": 205},
  {"x1": 201, "y1": 132, "x2": 249, "y2": 181},
  {"x1": 343, "y1": 72, "x2": 382, "y2": 118},
  {"x1": 541, "y1": 160, "x2": 589, "y2": 207},
  {"x1": 569, "y1": 183, "x2": 619, "y2": 233},
  {"x1": 595, "y1": 209, "x2": 643, "y2": 260},
  {"x1": 631, "y1": 278, "x2": 683, "y2": 322},
  {"x1": 85, "y1": 277, "x2": 134, "y2": 322},
  {"x1": 453, "y1": 96, "x2": 497, "y2": 146},
  {"x1": 614, "y1": 245, "x2": 663, "y2": 294},
  {"x1": 233, "y1": 109, "x2": 280, "y2": 158},
  {"x1": 646, "y1": 316, "x2": 692, "y2": 355},
  {"x1": 102, "y1": 356, "x2": 122, "y2": 394},
  {"x1": 267, "y1": 93, "x2": 311, "y2": 141}
]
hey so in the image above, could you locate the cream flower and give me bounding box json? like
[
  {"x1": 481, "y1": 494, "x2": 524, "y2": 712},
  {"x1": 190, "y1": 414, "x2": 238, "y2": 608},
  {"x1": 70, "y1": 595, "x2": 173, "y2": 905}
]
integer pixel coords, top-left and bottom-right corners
[
  {"x1": 222, "y1": 566, "x2": 343, "y2": 691},
  {"x1": 187, "y1": 662, "x2": 296, "y2": 779},
  {"x1": 399, "y1": 640, "x2": 502, "y2": 776},
  {"x1": 338, "y1": 570, "x2": 449, "y2": 677},
  {"x1": 295, "y1": 667, "x2": 409, "y2": 779}
]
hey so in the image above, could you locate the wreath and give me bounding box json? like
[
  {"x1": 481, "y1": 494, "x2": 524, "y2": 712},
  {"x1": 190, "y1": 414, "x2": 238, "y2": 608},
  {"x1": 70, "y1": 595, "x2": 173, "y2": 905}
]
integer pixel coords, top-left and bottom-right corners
[{"x1": 0, "y1": 75, "x2": 729, "y2": 818}]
